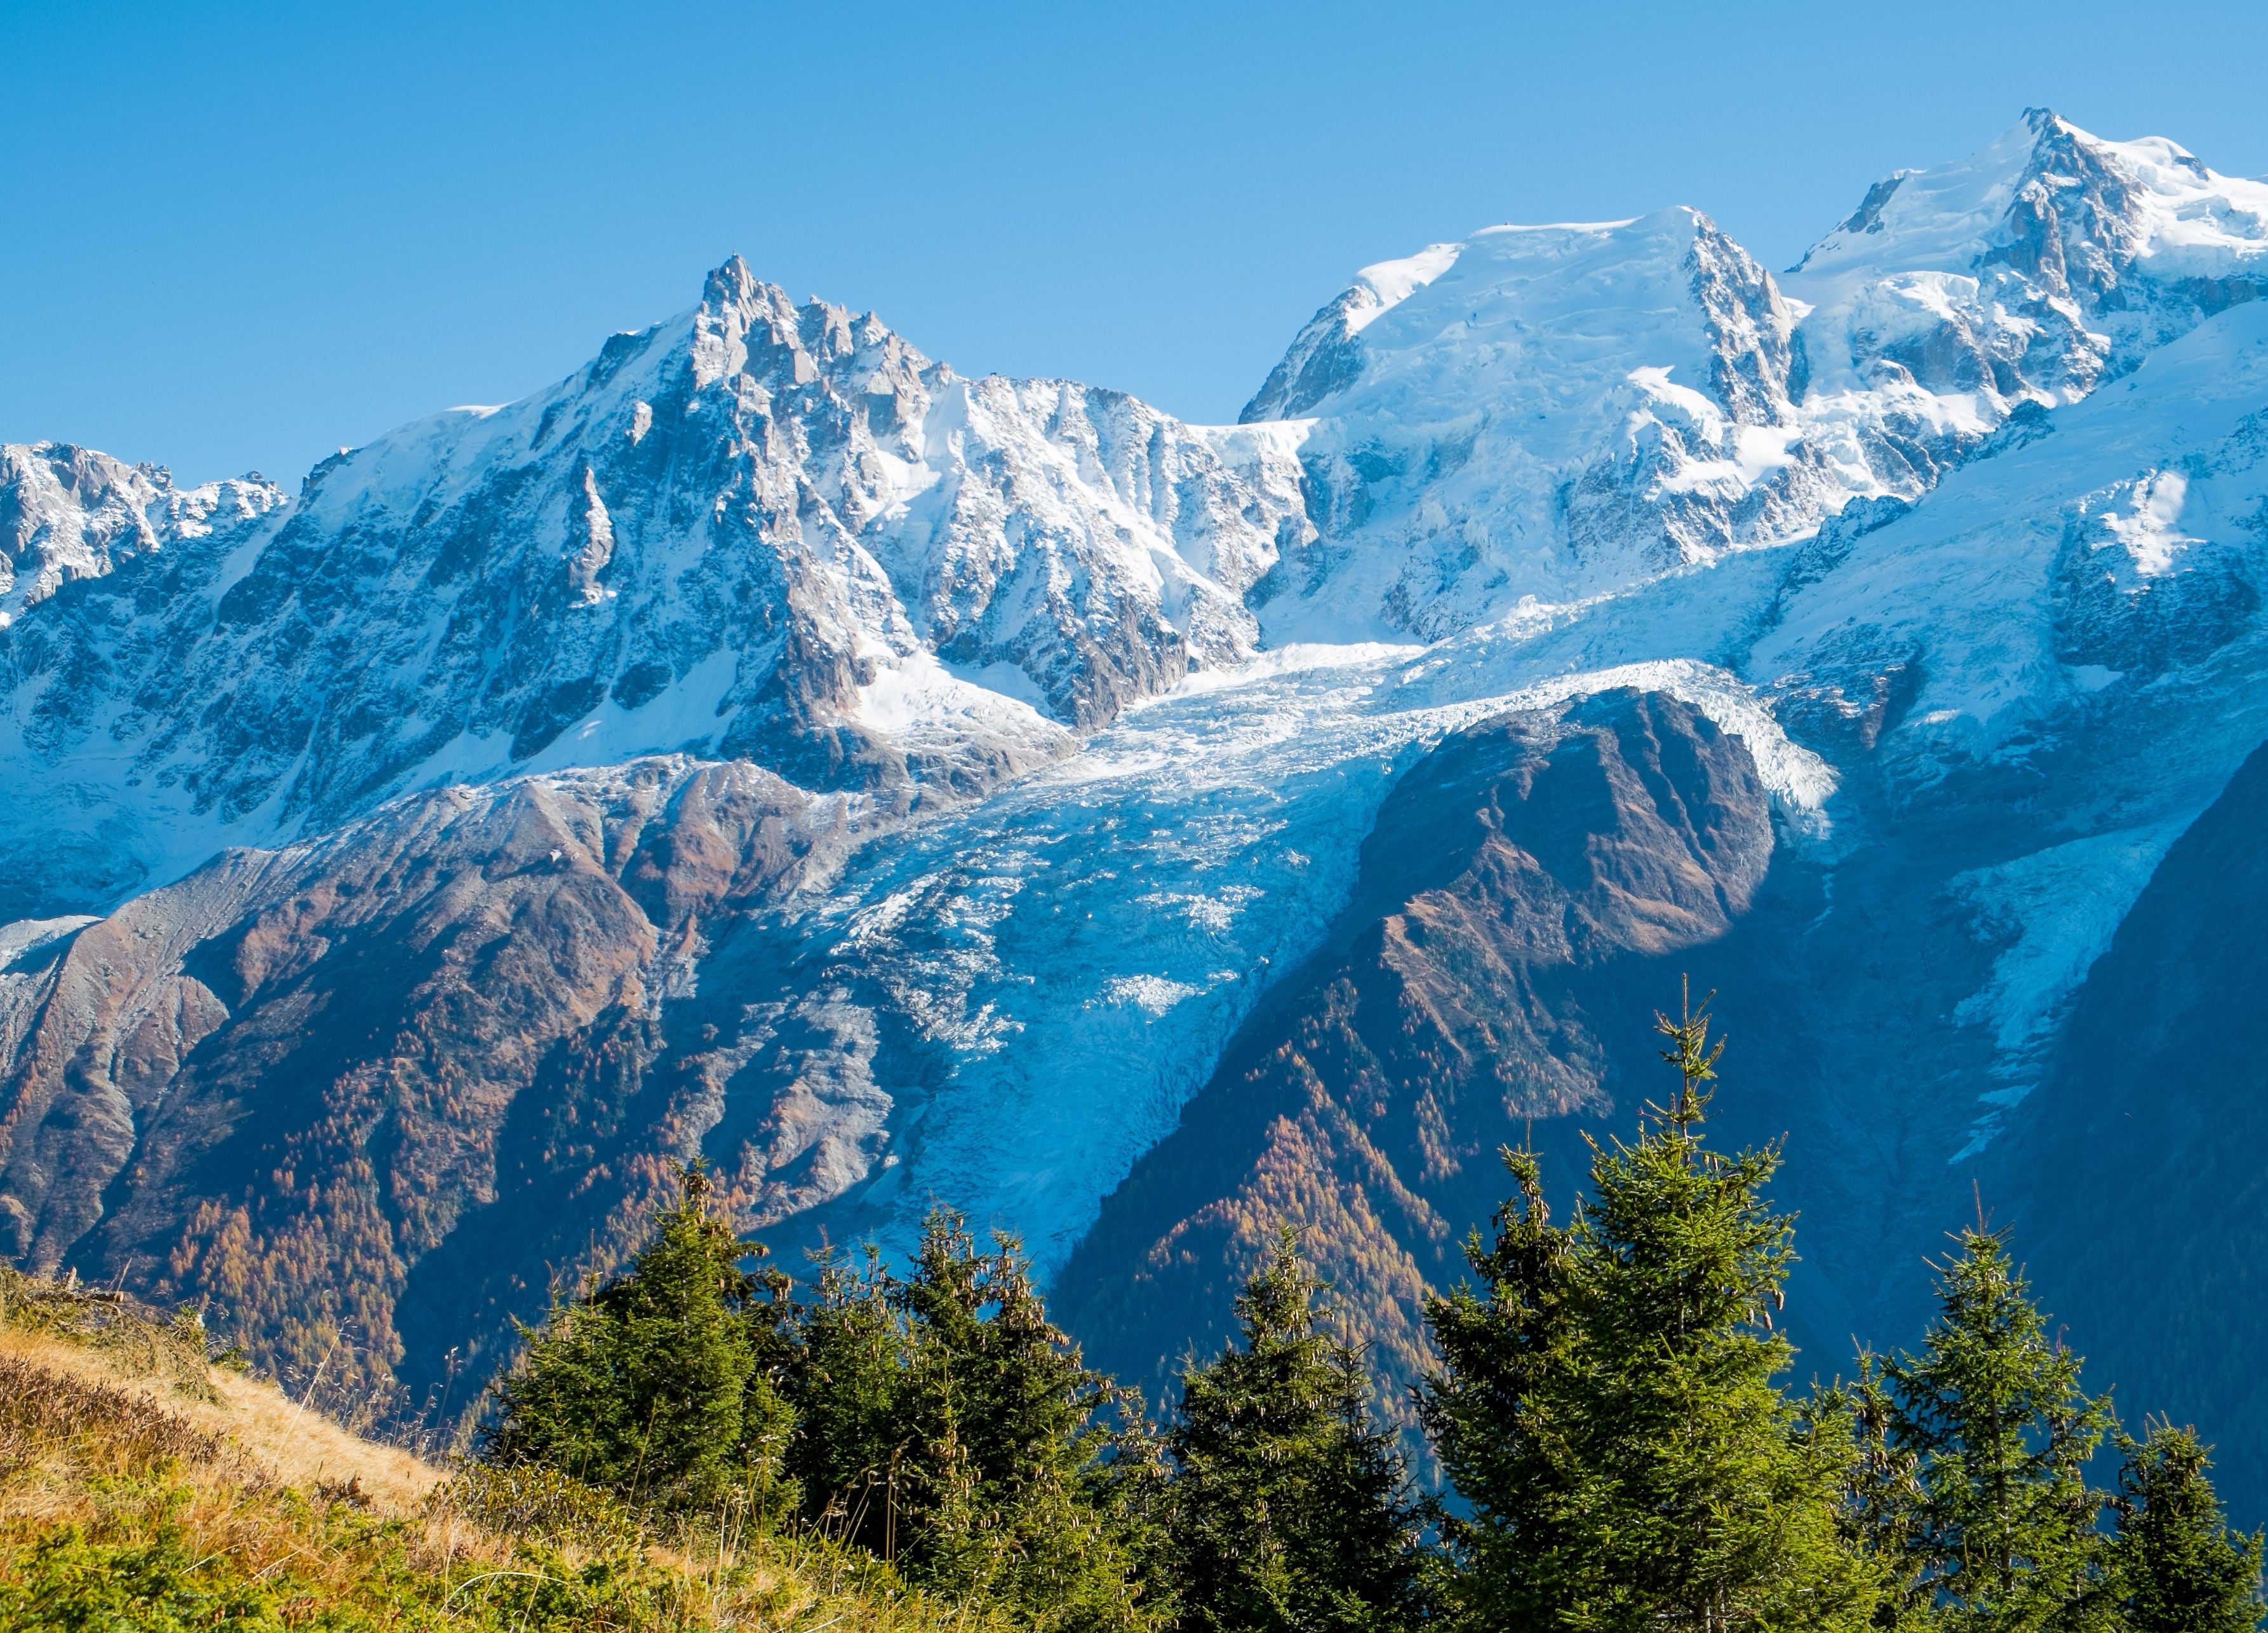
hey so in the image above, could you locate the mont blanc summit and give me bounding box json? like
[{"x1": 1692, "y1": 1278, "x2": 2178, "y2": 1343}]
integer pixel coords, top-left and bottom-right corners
[{"x1": 6, "y1": 111, "x2": 2268, "y2": 1498}]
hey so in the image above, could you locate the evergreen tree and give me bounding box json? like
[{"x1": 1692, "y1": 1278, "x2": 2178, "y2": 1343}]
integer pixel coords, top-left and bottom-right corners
[
  {"x1": 786, "y1": 1239, "x2": 915, "y2": 1549},
  {"x1": 1420, "y1": 1143, "x2": 1580, "y2": 1630},
  {"x1": 893, "y1": 1208, "x2": 1160, "y2": 1632},
  {"x1": 2111, "y1": 1420, "x2": 2263, "y2": 1633},
  {"x1": 1164, "y1": 1227, "x2": 1428, "y2": 1633},
  {"x1": 782, "y1": 1207, "x2": 1162, "y2": 1631},
  {"x1": 1877, "y1": 1230, "x2": 2116, "y2": 1633},
  {"x1": 1823, "y1": 1354, "x2": 1932, "y2": 1630},
  {"x1": 1422, "y1": 983, "x2": 1874, "y2": 1633},
  {"x1": 484, "y1": 1163, "x2": 796, "y2": 1517}
]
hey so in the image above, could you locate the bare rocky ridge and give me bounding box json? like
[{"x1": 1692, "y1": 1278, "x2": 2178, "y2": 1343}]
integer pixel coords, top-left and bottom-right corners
[{"x1": 0, "y1": 759, "x2": 884, "y2": 1409}]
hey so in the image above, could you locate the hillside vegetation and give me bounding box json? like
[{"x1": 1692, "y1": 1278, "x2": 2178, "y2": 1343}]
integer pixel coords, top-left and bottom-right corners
[
  {"x1": 0, "y1": 1267, "x2": 1006, "y2": 1629},
  {"x1": 3, "y1": 988, "x2": 2260, "y2": 1632}
]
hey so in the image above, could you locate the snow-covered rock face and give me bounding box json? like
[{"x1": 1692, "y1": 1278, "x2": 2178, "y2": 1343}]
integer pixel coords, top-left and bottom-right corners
[
  {"x1": 890, "y1": 371, "x2": 1305, "y2": 727},
  {"x1": 0, "y1": 259, "x2": 1302, "y2": 913},
  {"x1": 0, "y1": 445, "x2": 282, "y2": 628},
  {"x1": 1786, "y1": 109, "x2": 2268, "y2": 487},
  {"x1": 1242, "y1": 207, "x2": 1828, "y2": 639},
  {"x1": 1237, "y1": 112, "x2": 2268, "y2": 645}
]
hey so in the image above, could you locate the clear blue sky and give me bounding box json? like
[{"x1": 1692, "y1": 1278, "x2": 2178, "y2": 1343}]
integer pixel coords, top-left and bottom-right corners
[{"x1": 6, "y1": 0, "x2": 2264, "y2": 487}]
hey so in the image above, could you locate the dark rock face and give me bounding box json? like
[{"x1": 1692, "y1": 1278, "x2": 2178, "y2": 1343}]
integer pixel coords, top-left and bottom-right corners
[
  {"x1": 2051, "y1": 473, "x2": 2262, "y2": 680},
  {"x1": 2002, "y1": 737, "x2": 2268, "y2": 1516},
  {"x1": 1238, "y1": 285, "x2": 1378, "y2": 425},
  {"x1": 1052, "y1": 689, "x2": 1775, "y2": 1411}
]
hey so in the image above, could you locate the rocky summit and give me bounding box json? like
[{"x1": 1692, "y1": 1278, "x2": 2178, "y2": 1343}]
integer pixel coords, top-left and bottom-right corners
[{"x1": 5, "y1": 111, "x2": 2268, "y2": 1500}]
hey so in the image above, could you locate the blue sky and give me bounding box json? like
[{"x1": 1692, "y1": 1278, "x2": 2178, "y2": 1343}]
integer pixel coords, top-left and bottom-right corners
[{"x1": 6, "y1": 0, "x2": 2264, "y2": 486}]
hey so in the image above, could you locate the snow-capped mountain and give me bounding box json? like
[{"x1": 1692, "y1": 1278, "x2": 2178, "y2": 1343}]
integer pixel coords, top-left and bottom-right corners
[
  {"x1": 1789, "y1": 109, "x2": 2268, "y2": 422},
  {"x1": 1242, "y1": 205, "x2": 1827, "y2": 639},
  {"x1": 5, "y1": 111, "x2": 2268, "y2": 1498},
  {"x1": 1240, "y1": 108, "x2": 2267, "y2": 643},
  {"x1": 1, "y1": 260, "x2": 1305, "y2": 917}
]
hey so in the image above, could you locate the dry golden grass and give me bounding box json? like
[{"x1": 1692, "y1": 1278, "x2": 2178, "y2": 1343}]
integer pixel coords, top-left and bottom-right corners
[
  {"x1": 0, "y1": 1317, "x2": 441, "y2": 1513},
  {"x1": 0, "y1": 1270, "x2": 1008, "y2": 1630}
]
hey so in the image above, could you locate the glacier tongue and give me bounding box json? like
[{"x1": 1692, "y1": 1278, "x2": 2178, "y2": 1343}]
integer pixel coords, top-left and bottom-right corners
[{"x1": 792, "y1": 639, "x2": 1833, "y2": 1272}]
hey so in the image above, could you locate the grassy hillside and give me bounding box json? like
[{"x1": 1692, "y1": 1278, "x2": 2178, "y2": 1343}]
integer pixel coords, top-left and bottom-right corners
[{"x1": 0, "y1": 1269, "x2": 1005, "y2": 1630}]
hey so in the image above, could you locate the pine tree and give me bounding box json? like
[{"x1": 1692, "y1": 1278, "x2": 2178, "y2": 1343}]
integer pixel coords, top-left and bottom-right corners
[
  {"x1": 484, "y1": 1162, "x2": 795, "y2": 1516},
  {"x1": 1419, "y1": 1143, "x2": 1580, "y2": 1630},
  {"x1": 1422, "y1": 983, "x2": 1874, "y2": 1633},
  {"x1": 892, "y1": 1207, "x2": 1160, "y2": 1632},
  {"x1": 2111, "y1": 1420, "x2": 2263, "y2": 1633},
  {"x1": 1824, "y1": 1353, "x2": 1932, "y2": 1630},
  {"x1": 1164, "y1": 1227, "x2": 1428, "y2": 1633},
  {"x1": 782, "y1": 1207, "x2": 1162, "y2": 1630},
  {"x1": 1879, "y1": 1229, "x2": 2116, "y2": 1633},
  {"x1": 786, "y1": 1239, "x2": 913, "y2": 1550}
]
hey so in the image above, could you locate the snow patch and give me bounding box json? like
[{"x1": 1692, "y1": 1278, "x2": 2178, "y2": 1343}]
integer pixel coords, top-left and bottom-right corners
[
  {"x1": 1099, "y1": 975, "x2": 1202, "y2": 1016},
  {"x1": 1345, "y1": 241, "x2": 1463, "y2": 332},
  {"x1": 2097, "y1": 469, "x2": 2204, "y2": 577},
  {"x1": 1946, "y1": 819, "x2": 2188, "y2": 1160}
]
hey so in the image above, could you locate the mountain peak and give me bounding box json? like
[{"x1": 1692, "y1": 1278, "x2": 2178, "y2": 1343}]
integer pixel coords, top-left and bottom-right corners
[
  {"x1": 1790, "y1": 110, "x2": 2265, "y2": 284},
  {"x1": 1241, "y1": 205, "x2": 1736, "y2": 426},
  {"x1": 702, "y1": 252, "x2": 762, "y2": 306}
]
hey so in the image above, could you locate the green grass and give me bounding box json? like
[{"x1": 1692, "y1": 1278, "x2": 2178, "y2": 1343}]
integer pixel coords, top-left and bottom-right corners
[{"x1": 0, "y1": 1271, "x2": 1007, "y2": 1632}]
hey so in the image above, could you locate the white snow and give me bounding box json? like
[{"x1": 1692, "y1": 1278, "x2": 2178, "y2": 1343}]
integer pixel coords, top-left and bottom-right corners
[
  {"x1": 1946, "y1": 819, "x2": 2189, "y2": 1160},
  {"x1": 1341, "y1": 241, "x2": 1463, "y2": 332},
  {"x1": 2097, "y1": 469, "x2": 2204, "y2": 577},
  {"x1": 854, "y1": 648, "x2": 1071, "y2": 760},
  {"x1": 1099, "y1": 975, "x2": 1203, "y2": 1015}
]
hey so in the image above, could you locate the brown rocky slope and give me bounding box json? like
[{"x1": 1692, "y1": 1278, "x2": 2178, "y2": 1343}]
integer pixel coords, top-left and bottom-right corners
[
  {"x1": 1052, "y1": 689, "x2": 1776, "y2": 1413},
  {"x1": 0, "y1": 756, "x2": 889, "y2": 1421}
]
